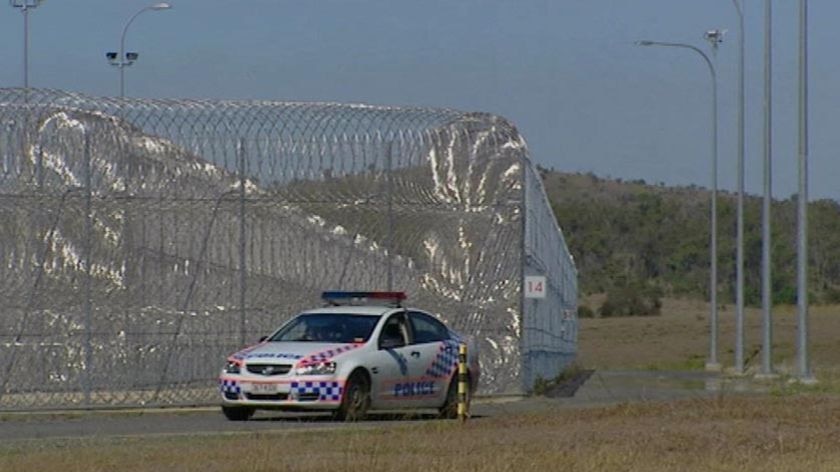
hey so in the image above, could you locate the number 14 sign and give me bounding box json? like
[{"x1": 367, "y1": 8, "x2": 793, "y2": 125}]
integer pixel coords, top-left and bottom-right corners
[{"x1": 524, "y1": 276, "x2": 547, "y2": 299}]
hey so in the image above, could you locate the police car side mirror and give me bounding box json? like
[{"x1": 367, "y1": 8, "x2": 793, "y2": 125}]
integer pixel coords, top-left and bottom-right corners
[{"x1": 258, "y1": 336, "x2": 268, "y2": 343}]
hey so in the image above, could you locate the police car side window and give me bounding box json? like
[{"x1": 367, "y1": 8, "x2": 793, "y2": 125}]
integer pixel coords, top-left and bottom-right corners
[
  {"x1": 379, "y1": 313, "x2": 408, "y2": 349},
  {"x1": 408, "y1": 312, "x2": 449, "y2": 344}
]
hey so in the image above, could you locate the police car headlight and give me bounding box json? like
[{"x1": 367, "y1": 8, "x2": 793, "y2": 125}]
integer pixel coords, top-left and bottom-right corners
[
  {"x1": 224, "y1": 361, "x2": 241, "y2": 374},
  {"x1": 295, "y1": 361, "x2": 336, "y2": 376}
]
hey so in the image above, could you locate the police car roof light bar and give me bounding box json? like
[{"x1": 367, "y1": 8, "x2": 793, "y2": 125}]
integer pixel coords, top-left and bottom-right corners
[{"x1": 321, "y1": 291, "x2": 407, "y2": 307}]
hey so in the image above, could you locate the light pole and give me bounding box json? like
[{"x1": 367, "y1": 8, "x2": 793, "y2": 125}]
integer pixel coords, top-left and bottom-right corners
[
  {"x1": 758, "y1": 0, "x2": 776, "y2": 379},
  {"x1": 637, "y1": 34, "x2": 722, "y2": 371},
  {"x1": 731, "y1": 0, "x2": 746, "y2": 376},
  {"x1": 9, "y1": 0, "x2": 44, "y2": 89},
  {"x1": 796, "y1": 0, "x2": 815, "y2": 383},
  {"x1": 106, "y1": 2, "x2": 172, "y2": 98}
]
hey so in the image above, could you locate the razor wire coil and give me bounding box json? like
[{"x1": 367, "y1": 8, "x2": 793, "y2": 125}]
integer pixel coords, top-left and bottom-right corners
[{"x1": 0, "y1": 88, "x2": 576, "y2": 409}]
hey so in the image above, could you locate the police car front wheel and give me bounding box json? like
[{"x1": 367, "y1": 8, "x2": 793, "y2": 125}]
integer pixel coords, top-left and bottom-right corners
[
  {"x1": 333, "y1": 371, "x2": 370, "y2": 422},
  {"x1": 221, "y1": 405, "x2": 255, "y2": 421}
]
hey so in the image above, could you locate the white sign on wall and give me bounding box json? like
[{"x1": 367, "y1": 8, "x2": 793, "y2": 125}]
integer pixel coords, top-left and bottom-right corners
[{"x1": 524, "y1": 275, "x2": 547, "y2": 299}]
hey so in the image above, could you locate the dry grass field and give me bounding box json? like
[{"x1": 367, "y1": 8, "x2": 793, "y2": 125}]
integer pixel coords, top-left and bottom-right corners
[
  {"x1": 579, "y1": 297, "x2": 840, "y2": 377},
  {"x1": 3, "y1": 298, "x2": 840, "y2": 471}
]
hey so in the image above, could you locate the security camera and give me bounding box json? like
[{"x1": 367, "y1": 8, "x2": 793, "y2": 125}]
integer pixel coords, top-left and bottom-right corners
[
  {"x1": 106, "y1": 52, "x2": 118, "y2": 61},
  {"x1": 125, "y1": 52, "x2": 139, "y2": 61},
  {"x1": 703, "y1": 29, "x2": 726, "y2": 45}
]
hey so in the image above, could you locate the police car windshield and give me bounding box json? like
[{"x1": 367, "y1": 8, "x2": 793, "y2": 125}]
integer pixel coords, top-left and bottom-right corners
[{"x1": 268, "y1": 314, "x2": 380, "y2": 343}]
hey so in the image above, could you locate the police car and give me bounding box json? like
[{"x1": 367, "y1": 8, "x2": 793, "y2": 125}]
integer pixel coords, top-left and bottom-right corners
[{"x1": 219, "y1": 291, "x2": 480, "y2": 421}]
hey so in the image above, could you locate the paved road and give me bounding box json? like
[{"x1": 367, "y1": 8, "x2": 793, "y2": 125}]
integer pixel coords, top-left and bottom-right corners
[{"x1": 0, "y1": 371, "x2": 752, "y2": 442}]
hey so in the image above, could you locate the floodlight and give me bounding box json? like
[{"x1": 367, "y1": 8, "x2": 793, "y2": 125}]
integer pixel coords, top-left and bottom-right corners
[{"x1": 703, "y1": 29, "x2": 726, "y2": 50}]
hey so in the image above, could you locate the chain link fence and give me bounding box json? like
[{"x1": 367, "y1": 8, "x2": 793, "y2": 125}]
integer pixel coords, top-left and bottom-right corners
[{"x1": 0, "y1": 88, "x2": 577, "y2": 410}]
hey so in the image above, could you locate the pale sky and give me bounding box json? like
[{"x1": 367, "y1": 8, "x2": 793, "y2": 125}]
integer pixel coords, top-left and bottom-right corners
[{"x1": 1, "y1": 1, "x2": 838, "y2": 200}]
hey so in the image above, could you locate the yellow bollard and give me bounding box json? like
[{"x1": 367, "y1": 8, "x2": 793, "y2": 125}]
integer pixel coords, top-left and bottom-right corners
[{"x1": 457, "y1": 343, "x2": 468, "y2": 423}]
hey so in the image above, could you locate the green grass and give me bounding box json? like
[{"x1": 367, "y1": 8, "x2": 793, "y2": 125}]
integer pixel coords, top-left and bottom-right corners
[{"x1": 767, "y1": 369, "x2": 840, "y2": 397}]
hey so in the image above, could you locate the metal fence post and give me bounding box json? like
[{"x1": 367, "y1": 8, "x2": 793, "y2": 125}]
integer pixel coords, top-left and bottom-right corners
[
  {"x1": 238, "y1": 137, "x2": 247, "y2": 347},
  {"x1": 83, "y1": 128, "x2": 93, "y2": 406},
  {"x1": 519, "y1": 155, "x2": 528, "y2": 392},
  {"x1": 35, "y1": 133, "x2": 44, "y2": 189},
  {"x1": 386, "y1": 140, "x2": 394, "y2": 292}
]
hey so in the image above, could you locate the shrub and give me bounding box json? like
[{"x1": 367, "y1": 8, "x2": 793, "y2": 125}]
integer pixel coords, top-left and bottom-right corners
[
  {"x1": 821, "y1": 286, "x2": 840, "y2": 304},
  {"x1": 773, "y1": 284, "x2": 797, "y2": 305},
  {"x1": 531, "y1": 363, "x2": 588, "y2": 396},
  {"x1": 532, "y1": 375, "x2": 551, "y2": 396},
  {"x1": 599, "y1": 280, "x2": 662, "y2": 317},
  {"x1": 577, "y1": 305, "x2": 595, "y2": 318}
]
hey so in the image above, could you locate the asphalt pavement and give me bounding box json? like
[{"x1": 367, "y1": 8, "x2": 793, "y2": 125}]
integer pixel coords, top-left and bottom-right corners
[{"x1": 0, "y1": 370, "x2": 757, "y2": 442}]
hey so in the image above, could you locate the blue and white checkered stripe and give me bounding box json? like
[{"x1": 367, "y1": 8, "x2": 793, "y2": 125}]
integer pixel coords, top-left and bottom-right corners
[
  {"x1": 425, "y1": 340, "x2": 460, "y2": 378},
  {"x1": 220, "y1": 379, "x2": 241, "y2": 394},
  {"x1": 291, "y1": 381, "x2": 342, "y2": 401}
]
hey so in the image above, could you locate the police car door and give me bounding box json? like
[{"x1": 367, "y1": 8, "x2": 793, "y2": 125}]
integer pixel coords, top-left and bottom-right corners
[
  {"x1": 370, "y1": 311, "x2": 413, "y2": 407},
  {"x1": 407, "y1": 310, "x2": 458, "y2": 407}
]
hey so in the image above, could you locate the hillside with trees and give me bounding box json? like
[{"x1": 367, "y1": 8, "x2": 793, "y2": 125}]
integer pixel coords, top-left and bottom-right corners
[{"x1": 542, "y1": 169, "x2": 840, "y2": 313}]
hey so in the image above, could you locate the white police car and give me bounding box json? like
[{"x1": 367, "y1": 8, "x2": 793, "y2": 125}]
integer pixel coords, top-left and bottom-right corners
[{"x1": 219, "y1": 292, "x2": 480, "y2": 421}]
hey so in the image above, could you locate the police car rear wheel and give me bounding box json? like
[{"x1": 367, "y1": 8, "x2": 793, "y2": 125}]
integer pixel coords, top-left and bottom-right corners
[
  {"x1": 221, "y1": 405, "x2": 255, "y2": 421},
  {"x1": 334, "y1": 371, "x2": 370, "y2": 422},
  {"x1": 439, "y1": 375, "x2": 469, "y2": 419}
]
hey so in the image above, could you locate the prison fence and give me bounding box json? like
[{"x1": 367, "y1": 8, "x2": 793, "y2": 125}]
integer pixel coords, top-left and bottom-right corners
[{"x1": 0, "y1": 88, "x2": 577, "y2": 410}]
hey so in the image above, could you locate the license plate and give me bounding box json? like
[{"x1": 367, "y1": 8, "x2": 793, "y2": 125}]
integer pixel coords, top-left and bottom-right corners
[{"x1": 246, "y1": 382, "x2": 279, "y2": 394}]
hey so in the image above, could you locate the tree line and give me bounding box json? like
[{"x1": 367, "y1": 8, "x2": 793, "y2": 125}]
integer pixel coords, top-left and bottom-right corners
[{"x1": 542, "y1": 170, "x2": 840, "y2": 314}]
